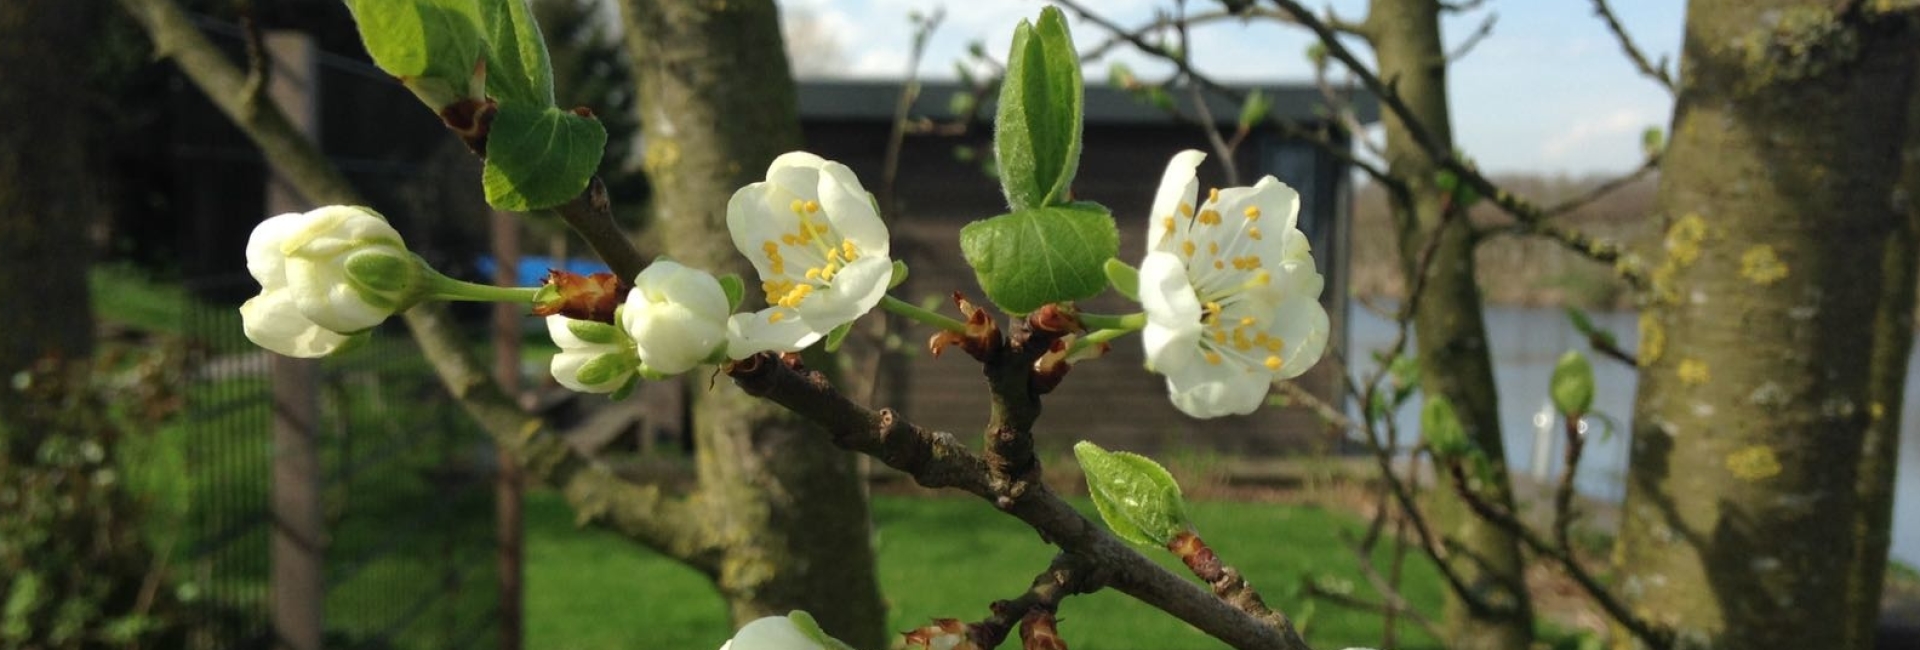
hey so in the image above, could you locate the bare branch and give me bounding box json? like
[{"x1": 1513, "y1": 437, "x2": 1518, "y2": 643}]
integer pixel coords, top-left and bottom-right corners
[
  {"x1": 1588, "y1": 0, "x2": 1675, "y2": 92},
  {"x1": 966, "y1": 554, "x2": 1100, "y2": 648},
  {"x1": 1445, "y1": 12, "x2": 1498, "y2": 62},
  {"x1": 726, "y1": 352, "x2": 1312, "y2": 650},
  {"x1": 1544, "y1": 153, "x2": 1661, "y2": 217}
]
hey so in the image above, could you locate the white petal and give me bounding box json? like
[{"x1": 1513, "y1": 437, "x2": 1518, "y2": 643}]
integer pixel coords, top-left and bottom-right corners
[
  {"x1": 725, "y1": 310, "x2": 823, "y2": 359},
  {"x1": 246, "y1": 212, "x2": 308, "y2": 287},
  {"x1": 1146, "y1": 150, "x2": 1206, "y2": 254},
  {"x1": 726, "y1": 183, "x2": 798, "y2": 282},
  {"x1": 286, "y1": 256, "x2": 389, "y2": 333},
  {"x1": 1138, "y1": 252, "x2": 1202, "y2": 329},
  {"x1": 1266, "y1": 277, "x2": 1330, "y2": 379},
  {"x1": 635, "y1": 260, "x2": 731, "y2": 322},
  {"x1": 1162, "y1": 360, "x2": 1270, "y2": 418},
  {"x1": 817, "y1": 162, "x2": 888, "y2": 256},
  {"x1": 766, "y1": 151, "x2": 829, "y2": 195},
  {"x1": 797, "y1": 256, "x2": 889, "y2": 330},
  {"x1": 723, "y1": 616, "x2": 823, "y2": 650},
  {"x1": 1142, "y1": 319, "x2": 1201, "y2": 375},
  {"x1": 241, "y1": 289, "x2": 351, "y2": 358},
  {"x1": 629, "y1": 302, "x2": 726, "y2": 375}
]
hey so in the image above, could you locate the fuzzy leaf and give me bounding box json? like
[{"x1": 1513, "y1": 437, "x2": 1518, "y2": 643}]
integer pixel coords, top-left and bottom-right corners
[
  {"x1": 483, "y1": 104, "x2": 607, "y2": 210},
  {"x1": 343, "y1": 0, "x2": 486, "y2": 108},
  {"x1": 959, "y1": 203, "x2": 1117, "y2": 314},
  {"x1": 477, "y1": 0, "x2": 554, "y2": 105},
  {"x1": 1074, "y1": 441, "x2": 1191, "y2": 546},
  {"x1": 1551, "y1": 349, "x2": 1595, "y2": 417},
  {"x1": 1421, "y1": 396, "x2": 1471, "y2": 458},
  {"x1": 994, "y1": 7, "x2": 1083, "y2": 210},
  {"x1": 1103, "y1": 258, "x2": 1140, "y2": 302}
]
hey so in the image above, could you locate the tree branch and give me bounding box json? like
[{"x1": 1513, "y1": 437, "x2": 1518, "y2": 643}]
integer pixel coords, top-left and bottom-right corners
[
  {"x1": 725, "y1": 353, "x2": 1312, "y2": 650},
  {"x1": 117, "y1": 0, "x2": 717, "y2": 571},
  {"x1": 1445, "y1": 12, "x2": 1498, "y2": 62},
  {"x1": 967, "y1": 553, "x2": 1100, "y2": 648},
  {"x1": 1588, "y1": 0, "x2": 1674, "y2": 92},
  {"x1": 1266, "y1": 0, "x2": 1645, "y2": 288}
]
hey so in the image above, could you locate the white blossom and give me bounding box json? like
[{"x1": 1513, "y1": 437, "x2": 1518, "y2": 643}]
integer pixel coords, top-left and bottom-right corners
[
  {"x1": 620, "y1": 260, "x2": 730, "y2": 375},
  {"x1": 1139, "y1": 150, "x2": 1329, "y2": 418},
  {"x1": 241, "y1": 205, "x2": 420, "y2": 357},
  {"x1": 545, "y1": 315, "x2": 635, "y2": 394},
  {"x1": 718, "y1": 613, "x2": 849, "y2": 650},
  {"x1": 724, "y1": 152, "x2": 891, "y2": 358}
]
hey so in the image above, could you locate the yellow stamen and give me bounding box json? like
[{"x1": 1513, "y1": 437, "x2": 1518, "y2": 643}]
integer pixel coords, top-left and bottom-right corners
[
  {"x1": 1213, "y1": 260, "x2": 1225, "y2": 270},
  {"x1": 1264, "y1": 356, "x2": 1282, "y2": 371},
  {"x1": 789, "y1": 199, "x2": 805, "y2": 214},
  {"x1": 1207, "y1": 188, "x2": 1220, "y2": 204},
  {"x1": 1182, "y1": 240, "x2": 1196, "y2": 257},
  {"x1": 762, "y1": 241, "x2": 780, "y2": 255},
  {"x1": 1204, "y1": 351, "x2": 1223, "y2": 365},
  {"x1": 1249, "y1": 226, "x2": 1263, "y2": 240},
  {"x1": 1162, "y1": 216, "x2": 1175, "y2": 233},
  {"x1": 804, "y1": 200, "x2": 821, "y2": 213},
  {"x1": 1178, "y1": 203, "x2": 1195, "y2": 217},
  {"x1": 1208, "y1": 242, "x2": 1220, "y2": 255},
  {"x1": 1198, "y1": 210, "x2": 1221, "y2": 225},
  {"x1": 769, "y1": 311, "x2": 787, "y2": 323},
  {"x1": 1244, "y1": 206, "x2": 1261, "y2": 220},
  {"x1": 781, "y1": 233, "x2": 801, "y2": 246},
  {"x1": 1239, "y1": 316, "x2": 1256, "y2": 327},
  {"x1": 804, "y1": 268, "x2": 822, "y2": 281},
  {"x1": 842, "y1": 240, "x2": 858, "y2": 260}
]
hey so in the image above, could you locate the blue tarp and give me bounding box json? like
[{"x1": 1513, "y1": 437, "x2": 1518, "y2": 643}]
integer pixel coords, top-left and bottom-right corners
[{"x1": 473, "y1": 255, "x2": 612, "y2": 288}]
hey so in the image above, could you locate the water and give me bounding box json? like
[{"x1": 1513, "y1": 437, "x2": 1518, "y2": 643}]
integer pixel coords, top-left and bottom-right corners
[{"x1": 1347, "y1": 300, "x2": 1920, "y2": 567}]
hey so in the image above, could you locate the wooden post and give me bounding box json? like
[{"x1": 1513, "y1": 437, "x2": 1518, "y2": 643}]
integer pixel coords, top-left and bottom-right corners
[
  {"x1": 265, "y1": 30, "x2": 324, "y2": 650},
  {"x1": 490, "y1": 209, "x2": 525, "y2": 650}
]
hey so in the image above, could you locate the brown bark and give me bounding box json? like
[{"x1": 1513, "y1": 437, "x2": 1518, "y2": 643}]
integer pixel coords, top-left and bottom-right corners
[
  {"x1": 619, "y1": 1, "x2": 888, "y2": 646},
  {"x1": 1846, "y1": 34, "x2": 1920, "y2": 649},
  {"x1": 1364, "y1": 2, "x2": 1533, "y2": 648},
  {"x1": 0, "y1": 0, "x2": 96, "y2": 380},
  {"x1": 1615, "y1": 4, "x2": 1916, "y2": 648}
]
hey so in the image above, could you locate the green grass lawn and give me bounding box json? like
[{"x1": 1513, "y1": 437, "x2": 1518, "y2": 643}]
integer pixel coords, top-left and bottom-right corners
[{"x1": 525, "y1": 490, "x2": 1456, "y2": 650}]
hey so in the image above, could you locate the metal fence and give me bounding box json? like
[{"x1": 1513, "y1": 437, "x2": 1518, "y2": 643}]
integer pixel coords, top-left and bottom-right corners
[{"x1": 176, "y1": 275, "x2": 499, "y2": 650}]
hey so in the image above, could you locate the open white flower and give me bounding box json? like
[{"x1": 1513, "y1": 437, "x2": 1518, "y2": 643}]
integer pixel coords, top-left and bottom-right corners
[
  {"x1": 724, "y1": 152, "x2": 891, "y2": 358},
  {"x1": 242, "y1": 205, "x2": 423, "y2": 357},
  {"x1": 1140, "y1": 150, "x2": 1329, "y2": 418},
  {"x1": 718, "y1": 612, "x2": 850, "y2": 650},
  {"x1": 545, "y1": 315, "x2": 636, "y2": 394},
  {"x1": 620, "y1": 260, "x2": 730, "y2": 375}
]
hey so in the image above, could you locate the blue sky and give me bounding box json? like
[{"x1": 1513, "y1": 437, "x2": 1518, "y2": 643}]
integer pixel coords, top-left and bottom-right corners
[{"x1": 781, "y1": 0, "x2": 1686, "y2": 176}]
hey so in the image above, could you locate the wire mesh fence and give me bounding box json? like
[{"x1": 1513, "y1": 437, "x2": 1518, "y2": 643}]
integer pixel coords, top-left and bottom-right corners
[{"x1": 176, "y1": 275, "x2": 499, "y2": 650}]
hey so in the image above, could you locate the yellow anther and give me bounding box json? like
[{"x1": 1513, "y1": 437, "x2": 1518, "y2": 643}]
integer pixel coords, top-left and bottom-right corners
[
  {"x1": 804, "y1": 200, "x2": 821, "y2": 213},
  {"x1": 1264, "y1": 356, "x2": 1282, "y2": 371},
  {"x1": 1182, "y1": 240, "x2": 1196, "y2": 257},
  {"x1": 781, "y1": 233, "x2": 801, "y2": 246},
  {"x1": 1244, "y1": 206, "x2": 1261, "y2": 220},
  {"x1": 827, "y1": 249, "x2": 844, "y2": 264},
  {"x1": 769, "y1": 311, "x2": 787, "y2": 323},
  {"x1": 1249, "y1": 270, "x2": 1271, "y2": 286},
  {"x1": 1208, "y1": 242, "x2": 1220, "y2": 255},
  {"x1": 1239, "y1": 316, "x2": 1256, "y2": 327},
  {"x1": 1178, "y1": 203, "x2": 1194, "y2": 217},
  {"x1": 804, "y1": 268, "x2": 822, "y2": 281},
  {"x1": 1207, "y1": 188, "x2": 1220, "y2": 204},
  {"x1": 1162, "y1": 217, "x2": 1175, "y2": 233},
  {"x1": 1198, "y1": 210, "x2": 1221, "y2": 225},
  {"x1": 1265, "y1": 338, "x2": 1283, "y2": 352},
  {"x1": 842, "y1": 240, "x2": 858, "y2": 260},
  {"x1": 1213, "y1": 260, "x2": 1225, "y2": 270},
  {"x1": 790, "y1": 199, "x2": 805, "y2": 214},
  {"x1": 762, "y1": 241, "x2": 780, "y2": 254},
  {"x1": 771, "y1": 260, "x2": 785, "y2": 275},
  {"x1": 1204, "y1": 351, "x2": 1223, "y2": 365},
  {"x1": 1249, "y1": 226, "x2": 1263, "y2": 240},
  {"x1": 1211, "y1": 329, "x2": 1228, "y2": 344}
]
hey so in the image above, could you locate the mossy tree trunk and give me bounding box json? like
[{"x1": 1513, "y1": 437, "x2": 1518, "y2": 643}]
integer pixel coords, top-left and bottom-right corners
[
  {"x1": 1364, "y1": 2, "x2": 1533, "y2": 648},
  {"x1": 1846, "y1": 64, "x2": 1920, "y2": 650},
  {"x1": 1615, "y1": 4, "x2": 1915, "y2": 648},
  {"x1": 0, "y1": 0, "x2": 95, "y2": 383},
  {"x1": 618, "y1": 2, "x2": 888, "y2": 647}
]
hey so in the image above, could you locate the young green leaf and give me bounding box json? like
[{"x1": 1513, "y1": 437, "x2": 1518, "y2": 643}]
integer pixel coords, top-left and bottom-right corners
[
  {"x1": 1237, "y1": 88, "x2": 1271, "y2": 131},
  {"x1": 482, "y1": 104, "x2": 608, "y2": 211},
  {"x1": 343, "y1": 0, "x2": 487, "y2": 109},
  {"x1": 994, "y1": 6, "x2": 1083, "y2": 210},
  {"x1": 888, "y1": 260, "x2": 910, "y2": 289},
  {"x1": 958, "y1": 202, "x2": 1118, "y2": 314},
  {"x1": 477, "y1": 0, "x2": 555, "y2": 106},
  {"x1": 1073, "y1": 441, "x2": 1191, "y2": 547},
  {"x1": 1564, "y1": 306, "x2": 1619, "y2": 349},
  {"x1": 1421, "y1": 396, "x2": 1471, "y2": 458},
  {"x1": 718, "y1": 273, "x2": 746, "y2": 312},
  {"x1": 824, "y1": 321, "x2": 854, "y2": 353},
  {"x1": 1551, "y1": 349, "x2": 1596, "y2": 417}
]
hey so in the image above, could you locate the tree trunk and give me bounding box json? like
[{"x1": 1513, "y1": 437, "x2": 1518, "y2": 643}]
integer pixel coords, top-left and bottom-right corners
[
  {"x1": 0, "y1": 0, "x2": 95, "y2": 381},
  {"x1": 1847, "y1": 22, "x2": 1920, "y2": 650},
  {"x1": 1615, "y1": 4, "x2": 1915, "y2": 648},
  {"x1": 618, "y1": 2, "x2": 888, "y2": 647},
  {"x1": 1365, "y1": 2, "x2": 1533, "y2": 648}
]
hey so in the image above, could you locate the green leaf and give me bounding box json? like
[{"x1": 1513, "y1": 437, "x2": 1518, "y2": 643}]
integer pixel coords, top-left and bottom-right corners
[
  {"x1": 343, "y1": 0, "x2": 486, "y2": 108},
  {"x1": 477, "y1": 0, "x2": 555, "y2": 106},
  {"x1": 789, "y1": 611, "x2": 857, "y2": 650},
  {"x1": 1551, "y1": 349, "x2": 1596, "y2": 417},
  {"x1": 1421, "y1": 396, "x2": 1471, "y2": 458},
  {"x1": 1102, "y1": 258, "x2": 1140, "y2": 302},
  {"x1": 565, "y1": 318, "x2": 622, "y2": 345},
  {"x1": 824, "y1": 321, "x2": 854, "y2": 353},
  {"x1": 959, "y1": 203, "x2": 1118, "y2": 314},
  {"x1": 888, "y1": 260, "x2": 910, "y2": 289},
  {"x1": 1564, "y1": 306, "x2": 1619, "y2": 349},
  {"x1": 994, "y1": 7, "x2": 1083, "y2": 210},
  {"x1": 483, "y1": 104, "x2": 608, "y2": 210},
  {"x1": 1237, "y1": 88, "x2": 1271, "y2": 130},
  {"x1": 1074, "y1": 441, "x2": 1191, "y2": 546},
  {"x1": 719, "y1": 274, "x2": 746, "y2": 312}
]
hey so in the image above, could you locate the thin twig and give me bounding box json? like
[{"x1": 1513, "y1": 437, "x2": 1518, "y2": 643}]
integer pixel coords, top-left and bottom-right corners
[
  {"x1": 1589, "y1": 0, "x2": 1675, "y2": 92},
  {"x1": 1444, "y1": 12, "x2": 1498, "y2": 62},
  {"x1": 967, "y1": 554, "x2": 1100, "y2": 648},
  {"x1": 1544, "y1": 153, "x2": 1661, "y2": 217}
]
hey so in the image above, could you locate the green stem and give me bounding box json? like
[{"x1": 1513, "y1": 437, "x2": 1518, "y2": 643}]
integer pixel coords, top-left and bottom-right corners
[
  {"x1": 881, "y1": 295, "x2": 966, "y2": 333},
  {"x1": 1069, "y1": 327, "x2": 1132, "y2": 356},
  {"x1": 1076, "y1": 311, "x2": 1146, "y2": 331},
  {"x1": 427, "y1": 273, "x2": 541, "y2": 304}
]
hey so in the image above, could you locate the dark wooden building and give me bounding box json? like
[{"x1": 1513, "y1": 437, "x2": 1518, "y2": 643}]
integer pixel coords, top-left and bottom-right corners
[{"x1": 796, "y1": 81, "x2": 1377, "y2": 457}]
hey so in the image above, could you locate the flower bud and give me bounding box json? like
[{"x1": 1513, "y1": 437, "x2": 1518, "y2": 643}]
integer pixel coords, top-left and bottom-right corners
[
  {"x1": 546, "y1": 316, "x2": 636, "y2": 394},
  {"x1": 241, "y1": 205, "x2": 424, "y2": 357},
  {"x1": 621, "y1": 261, "x2": 731, "y2": 376}
]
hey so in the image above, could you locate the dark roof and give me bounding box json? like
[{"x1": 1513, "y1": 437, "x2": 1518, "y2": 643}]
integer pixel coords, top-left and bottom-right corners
[{"x1": 798, "y1": 79, "x2": 1378, "y2": 126}]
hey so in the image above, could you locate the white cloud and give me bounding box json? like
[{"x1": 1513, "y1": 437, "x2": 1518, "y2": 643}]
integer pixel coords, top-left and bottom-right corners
[{"x1": 1541, "y1": 106, "x2": 1660, "y2": 161}]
